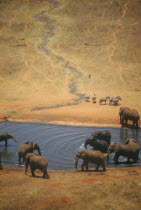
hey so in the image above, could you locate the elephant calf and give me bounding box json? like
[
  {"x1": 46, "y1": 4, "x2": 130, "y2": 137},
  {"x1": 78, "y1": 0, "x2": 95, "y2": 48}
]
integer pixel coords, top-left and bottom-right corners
[
  {"x1": 108, "y1": 139, "x2": 140, "y2": 164},
  {"x1": 25, "y1": 153, "x2": 49, "y2": 178},
  {"x1": 75, "y1": 149, "x2": 107, "y2": 171}
]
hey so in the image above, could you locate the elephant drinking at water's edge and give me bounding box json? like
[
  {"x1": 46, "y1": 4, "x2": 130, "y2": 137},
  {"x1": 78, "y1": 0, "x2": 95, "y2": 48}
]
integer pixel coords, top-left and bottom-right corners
[{"x1": 0, "y1": 133, "x2": 16, "y2": 146}]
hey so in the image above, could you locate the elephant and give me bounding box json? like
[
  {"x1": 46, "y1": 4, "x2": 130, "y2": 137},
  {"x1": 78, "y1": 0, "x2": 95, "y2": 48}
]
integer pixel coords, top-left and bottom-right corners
[
  {"x1": 0, "y1": 132, "x2": 16, "y2": 146},
  {"x1": 107, "y1": 139, "x2": 140, "y2": 164},
  {"x1": 119, "y1": 106, "x2": 140, "y2": 128},
  {"x1": 0, "y1": 153, "x2": 3, "y2": 170},
  {"x1": 17, "y1": 141, "x2": 41, "y2": 164},
  {"x1": 84, "y1": 136, "x2": 109, "y2": 153},
  {"x1": 74, "y1": 149, "x2": 107, "y2": 171},
  {"x1": 91, "y1": 130, "x2": 111, "y2": 144},
  {"x1": 25, "y1": 153, "x2": 49, "y2": 178},
  {"x1": 84, "y1": 130, "x2": 111, "y2": 152}
]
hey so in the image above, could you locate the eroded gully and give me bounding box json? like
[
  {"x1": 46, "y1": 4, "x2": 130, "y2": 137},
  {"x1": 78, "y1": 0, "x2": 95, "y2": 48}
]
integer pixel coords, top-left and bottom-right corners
[{"x1": 32, "y1": 0, "x2": 84, "y2": 111}]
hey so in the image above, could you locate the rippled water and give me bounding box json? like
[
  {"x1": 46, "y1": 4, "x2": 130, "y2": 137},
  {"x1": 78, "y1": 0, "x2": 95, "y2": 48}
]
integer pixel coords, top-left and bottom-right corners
[{"x1": 0, "y1": 122, "x2": 141, "y2": 169}]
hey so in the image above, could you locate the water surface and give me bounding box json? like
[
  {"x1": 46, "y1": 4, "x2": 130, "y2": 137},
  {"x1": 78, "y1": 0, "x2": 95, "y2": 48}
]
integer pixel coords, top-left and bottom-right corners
[{"x1": 0, "y1": 122, "x2": 140, "y2": 169}]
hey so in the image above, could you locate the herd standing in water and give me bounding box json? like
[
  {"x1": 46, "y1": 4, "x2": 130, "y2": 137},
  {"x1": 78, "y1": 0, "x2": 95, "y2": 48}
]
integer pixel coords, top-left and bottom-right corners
[{"x1": 0, "y1": 106, "x2": 140, "y2": 178}]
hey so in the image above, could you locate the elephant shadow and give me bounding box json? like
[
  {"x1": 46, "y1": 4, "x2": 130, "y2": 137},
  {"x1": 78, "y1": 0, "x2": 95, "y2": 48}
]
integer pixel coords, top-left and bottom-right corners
[
  {"x1": 26, "y1": 173, "x2": 50, "y2": 179},
  {"x1": 76, "y1": 169, "x2": 106, "y2": 173}
]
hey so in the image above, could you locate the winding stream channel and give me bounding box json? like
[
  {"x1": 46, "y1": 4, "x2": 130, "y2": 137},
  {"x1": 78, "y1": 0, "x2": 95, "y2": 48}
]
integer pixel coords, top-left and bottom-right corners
[
  {"x1": 0, "y1": 122, "x2": 141, "y2": 169},
  {"x1": 32, "y1": 0, "x2": 84, "y2": 111}
]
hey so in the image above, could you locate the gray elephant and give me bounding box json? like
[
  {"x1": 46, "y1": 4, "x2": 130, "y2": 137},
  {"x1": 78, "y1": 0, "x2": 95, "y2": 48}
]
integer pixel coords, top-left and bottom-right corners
[
  {"x1": 92, "y1": 130, "x2": 111, "y2": 144},
  {"x1": 84, "y1": 137, "x2": 109, "y2": 153},
  {"x1": 107, "y1": 139, "x2": 140, "y2": 164},
  {"x1": 0, "y1": 132, "x2": 16, "y2": 146},
  {"x1": 25, "y1": 153, "x2": 49, "y2": 178},
  {"x1": 74, "y1": 149, "x2": 107, "y2": 171},
  {"x1": 84, "y1": 130, "x2": 111, "y2": 153},
  {"x1": 119, "y1": 106, "x2": 140, "y2": 128},
  {"x1": 17, "y1": 141, "x2": 41, "y2": 164}
]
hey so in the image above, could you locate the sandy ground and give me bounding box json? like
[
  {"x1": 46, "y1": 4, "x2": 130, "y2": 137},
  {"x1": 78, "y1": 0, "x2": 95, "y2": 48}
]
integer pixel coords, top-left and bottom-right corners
[
  {"x1": 0, "y1": 1, "x2": 141, "y2": 209},
  {"x1": 0, "y1": 165, "x2": 141, "y2": 210},
  {"x1": 0, "y1": 0, "x2": 141, "y2": 126}
]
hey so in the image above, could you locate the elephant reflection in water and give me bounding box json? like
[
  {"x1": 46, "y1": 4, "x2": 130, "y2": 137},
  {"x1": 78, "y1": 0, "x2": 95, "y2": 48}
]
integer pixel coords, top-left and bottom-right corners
[
  {"x1": 0, "y1": 147, "x2": 14, "y2": 169},
  {"x1": 0, "y1": 146, "x2": 13, "y2": 159},
  {"x1": 120, "y1": 128, "x2": 139, "y2": 143}
]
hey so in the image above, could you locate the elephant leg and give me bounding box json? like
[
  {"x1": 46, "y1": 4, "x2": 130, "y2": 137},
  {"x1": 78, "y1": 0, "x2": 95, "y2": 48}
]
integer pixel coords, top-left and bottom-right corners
[
  {"x1": 22, "y1": 155, "x2": 26, "y2": 164},
  {"x1": 133, "y1": 153, "x2": 139, "y2": 163},
  {"x1": 113, "y1": 153, "x2": 119, "y2": 164},
  {"x1": 125, "y1": 119, "x2": 128, "y2": 126},
  {"x1": 43, "y1": 169, "x2": 50, "y2": 179},
  {"x1": 5, "y1": 140, "x2": 7, "y2": 147},
  {"x1": 136, "y1": 121, "x2": 138, "y2": 129},
  {"x1": 18, "y1": 155, "x2": 21, "y2": 165},
  {"x1": 121, "y1": 118, "x2": 124, "y2": 126},
  {"x1": 102, "y1": 163, "x2": 106, "y2": 171},
  {"x1": 95, "y1": 164, "x2": 100, "y2": 171},
  {"x1": 81, "y1": 160, "x2": 87, "y2": 171},
  {"x1": 127, "y1": 157, "x2": 130, "y2": 163},
  {"x1": 84, "y1": 161, "x2": 89, "y2": 171},
  {"x1": 31, "y1": 168, "x2": 35, "y2": 177}
]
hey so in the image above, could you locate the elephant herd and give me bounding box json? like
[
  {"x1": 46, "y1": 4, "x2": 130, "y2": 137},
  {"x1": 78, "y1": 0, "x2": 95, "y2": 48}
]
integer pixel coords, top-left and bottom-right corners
[
  {"x1": 0, "y1": 128, "x2": 140, "y2": 177},
  {"x1": 77, "y1": 130, "x2": 140, "y2": 171}
]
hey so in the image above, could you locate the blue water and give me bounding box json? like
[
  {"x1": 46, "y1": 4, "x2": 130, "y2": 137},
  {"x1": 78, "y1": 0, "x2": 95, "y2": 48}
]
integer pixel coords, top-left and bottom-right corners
[{"x1": 0, "y1": 122, "x2": 141, "y2": 169}]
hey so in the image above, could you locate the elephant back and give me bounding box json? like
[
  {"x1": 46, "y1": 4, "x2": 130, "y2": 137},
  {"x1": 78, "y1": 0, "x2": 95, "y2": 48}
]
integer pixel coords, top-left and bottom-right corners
[{"x1": 92, "y1": 130, "x2": 111, "y2": 144}]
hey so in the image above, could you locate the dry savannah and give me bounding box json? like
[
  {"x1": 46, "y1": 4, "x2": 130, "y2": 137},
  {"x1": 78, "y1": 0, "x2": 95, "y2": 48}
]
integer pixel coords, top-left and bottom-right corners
[{"x1": 0, "y1": 0, "x2": 141, "y2": 209}]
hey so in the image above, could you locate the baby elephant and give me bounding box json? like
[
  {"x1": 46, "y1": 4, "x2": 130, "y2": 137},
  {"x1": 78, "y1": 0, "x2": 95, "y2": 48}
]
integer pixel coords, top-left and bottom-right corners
[
  {"x1": 108, "y1": 139, "x2": 140, "y2": 163},
  {"x1": 75, "y1": 149, "x2": 107, "y2": 171},
  {"x1": 25, "y1": 153, "x2": 50, "y2": 179}
]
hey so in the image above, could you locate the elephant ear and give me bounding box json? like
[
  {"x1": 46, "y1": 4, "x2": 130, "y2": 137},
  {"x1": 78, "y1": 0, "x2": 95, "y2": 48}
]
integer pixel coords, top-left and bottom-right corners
[
  {"x1": 33, "y1": 142, "x2": 37, "y2": 148},
  {"x1": 132, "y1": 139, "x2": 137, "y2": 143},
  {"x1": 81, "y1": 152, "x2": 87, "y2": 159},
  {"x1": 112, "y1": 143, "x2": 120, "y2": 152},
  {"x1": 125, "y1": 139, "x2": 129, "y2": 144},
  {"x1": 25, "y1": 141, "x2": 30, "y2": 144}
]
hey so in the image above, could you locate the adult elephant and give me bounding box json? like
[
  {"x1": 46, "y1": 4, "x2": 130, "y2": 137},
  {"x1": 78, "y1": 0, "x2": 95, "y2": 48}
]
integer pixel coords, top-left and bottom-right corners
[
  {"x1": 74, "y1": 149, "x2": 107, "y2": 171},
  {"x1": 0, "y1": 133, "x2": 16, "y2": 146},
  {"x1": 91, "y1": 130, "x2": 111, "y2": 144},
  {"x1": 84, "y1": 136, "x2": 109, "y2": 153},
  {"x1": 107, "y1": 139, "x2": 140, "y2": 164},
  {"x1": 25, "y1": 153, "x2": 49, "y2": 178},
  {"x1": 119, "y1": 106, "x2": 140, "y2": 128},
  {"x1": 17, "y1": 141, "x2": 41, "y2": 164}
]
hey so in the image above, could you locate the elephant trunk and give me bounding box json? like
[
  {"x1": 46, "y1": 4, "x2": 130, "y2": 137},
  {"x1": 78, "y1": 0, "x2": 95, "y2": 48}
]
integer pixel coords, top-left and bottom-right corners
[
  {"x1": 25, "y1": 157, "x2": 29, "y2": 175},
  {"x1": 38, "y1": 149, "x2": 41, "y2": 156},
  {"x1": 84, "y1": 142, "x2": 88, "y2": 149},
  {"x1": 12, "y1": 137, "x2": 16, "y2": 142},
  {"x1": 74, "y1": 156, "x2": 79, "y2": 169}
]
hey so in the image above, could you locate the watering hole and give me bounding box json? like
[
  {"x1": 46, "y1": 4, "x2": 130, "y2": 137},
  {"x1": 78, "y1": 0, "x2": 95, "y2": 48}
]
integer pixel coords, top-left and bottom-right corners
[{"x1": 0, "y1": 122, "x2": 141, "y2": 169}]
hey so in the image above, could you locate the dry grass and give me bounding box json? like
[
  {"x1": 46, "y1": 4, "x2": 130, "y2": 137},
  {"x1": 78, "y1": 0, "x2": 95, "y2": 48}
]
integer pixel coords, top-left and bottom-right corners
[
  {"x1": 0, "y1": 165, "x2": 141, "y2": 209},
  {"x1": 0, "y1": 0, "x2": 141, "y2": 125}
]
